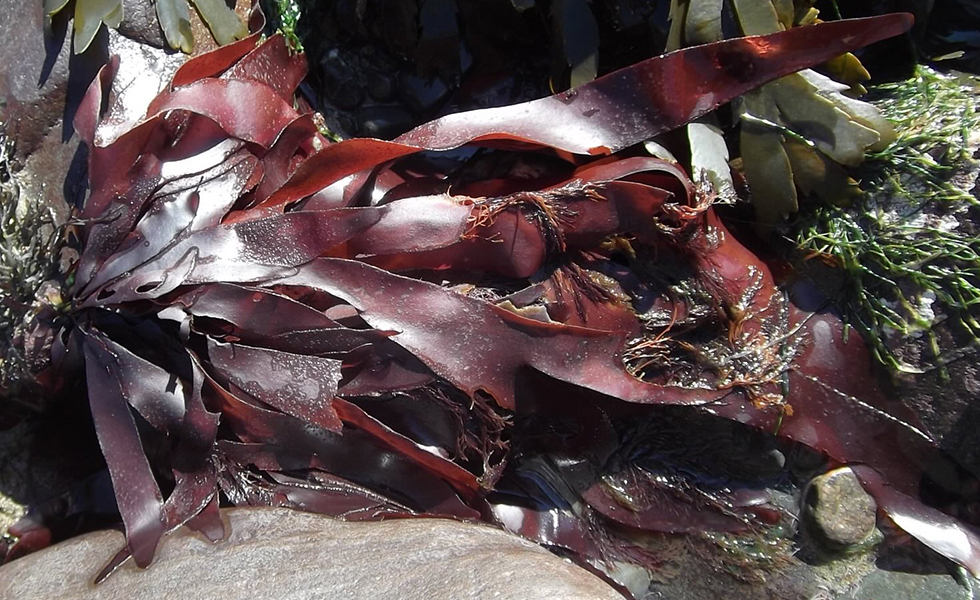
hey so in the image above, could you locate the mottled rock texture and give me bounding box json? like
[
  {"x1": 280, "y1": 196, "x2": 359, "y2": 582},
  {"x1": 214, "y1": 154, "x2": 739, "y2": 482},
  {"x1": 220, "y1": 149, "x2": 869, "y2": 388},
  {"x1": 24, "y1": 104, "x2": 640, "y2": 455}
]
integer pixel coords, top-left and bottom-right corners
[
  {"x1": 805, "y1": 467, "x2": 878, "y2": 550},
  {"x1": 0, "y1": 508, "x2": 624, "y2": 600},
  {"x1": 840, "y1": 569, "x2": 972, "y2": 600}
]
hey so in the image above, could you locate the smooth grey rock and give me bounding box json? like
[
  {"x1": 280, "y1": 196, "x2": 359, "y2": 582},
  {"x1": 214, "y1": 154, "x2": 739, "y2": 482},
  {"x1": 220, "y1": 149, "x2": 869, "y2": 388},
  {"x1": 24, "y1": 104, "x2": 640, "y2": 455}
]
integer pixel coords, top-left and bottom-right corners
[
  {"x1": 0, "y1": 508, "x2": 624, "y2": 600},
  {"x1": 804, "y1": 467, "x2": 878, "y2": 551},
  {"x1": 840, "y1": 569, "x2": 972, "y2": 600},
  {"x1": 0, "y1": 0, "x2": 78, "y2": 164},
  {"x1": 118, "y1": 0, "x2": 168, "y2": 49}
]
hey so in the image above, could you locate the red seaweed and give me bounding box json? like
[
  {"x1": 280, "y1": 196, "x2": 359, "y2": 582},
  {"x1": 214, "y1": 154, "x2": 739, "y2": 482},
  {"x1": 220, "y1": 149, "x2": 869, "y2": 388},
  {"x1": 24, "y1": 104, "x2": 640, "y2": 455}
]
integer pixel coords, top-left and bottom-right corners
[{"x1": 8, "y1": 10, "x2": 980, "y2": 587}]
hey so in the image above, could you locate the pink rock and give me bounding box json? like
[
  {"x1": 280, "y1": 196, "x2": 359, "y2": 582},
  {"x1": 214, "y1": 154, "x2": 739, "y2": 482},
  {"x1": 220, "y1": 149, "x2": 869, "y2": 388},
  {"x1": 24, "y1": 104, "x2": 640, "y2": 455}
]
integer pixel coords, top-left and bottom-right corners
[{"x1": 0, "y1": 508, "x2": 623, "y2": 599}]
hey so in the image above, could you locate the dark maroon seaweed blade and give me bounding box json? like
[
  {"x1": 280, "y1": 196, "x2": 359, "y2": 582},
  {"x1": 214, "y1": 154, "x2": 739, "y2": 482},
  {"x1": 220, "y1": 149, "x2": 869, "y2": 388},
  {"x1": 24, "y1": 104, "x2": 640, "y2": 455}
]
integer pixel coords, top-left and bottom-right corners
[{"x1": 28, "y1": 11, "x2": 978, "y2": 584}]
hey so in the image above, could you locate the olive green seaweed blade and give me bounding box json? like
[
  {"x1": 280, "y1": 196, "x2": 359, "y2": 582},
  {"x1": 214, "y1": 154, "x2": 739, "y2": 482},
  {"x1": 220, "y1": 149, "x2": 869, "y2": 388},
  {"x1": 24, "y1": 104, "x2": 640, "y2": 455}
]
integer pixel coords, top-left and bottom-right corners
[
  {"x1": 72, "y1": 0, "x2": 124, "y2": 54},
  {"x1": 42, "y1": 0, "x2": 70, "y2": 17},
  {"x1": 157, "y1": 0, "x2": 195, "y2": 53},
  {"x1": 190, "y1": 0, "x2": 248, "y2": 46}
]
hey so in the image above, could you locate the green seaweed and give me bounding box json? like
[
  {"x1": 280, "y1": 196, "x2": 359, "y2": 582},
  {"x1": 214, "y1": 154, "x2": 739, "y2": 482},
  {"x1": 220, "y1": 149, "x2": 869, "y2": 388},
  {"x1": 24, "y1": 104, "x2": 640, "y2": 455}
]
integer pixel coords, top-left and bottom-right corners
[
  {"x1": 44, "y1": 0, "x2": 248, "y2": 54},
  {"x1": 793, "y1": 66, "x2": 980, "y2": 374},
  {"x1": 669, "y1": 0, "x2": 892, "y2": 225},
  {"x1": 267, "y1": 0, "x2": 303, "y2": 52},
  {"x1": 0, "y1": 131, "x2": 63, "y2": 401}
]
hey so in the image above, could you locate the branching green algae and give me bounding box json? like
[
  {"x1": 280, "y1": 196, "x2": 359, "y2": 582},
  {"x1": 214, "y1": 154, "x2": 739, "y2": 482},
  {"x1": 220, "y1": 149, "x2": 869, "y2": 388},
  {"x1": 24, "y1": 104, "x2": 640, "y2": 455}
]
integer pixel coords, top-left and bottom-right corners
[
  {"x1": 794, "y1": 66, "x2": 980, "y2": 374},
  {"x1": 0, "y1": 132, "x2": 63, "y2": 402}
]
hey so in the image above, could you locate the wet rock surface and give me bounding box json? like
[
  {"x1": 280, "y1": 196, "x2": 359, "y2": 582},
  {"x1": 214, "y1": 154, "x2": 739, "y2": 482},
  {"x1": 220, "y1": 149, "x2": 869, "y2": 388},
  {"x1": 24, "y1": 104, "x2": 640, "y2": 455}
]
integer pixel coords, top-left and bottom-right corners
[
  {"x1": 804, "y1": 467, "x2": 879, "y2": 551},
  {"x1": 0, "y1": 508, "x2": 624, "y2": 600},
  {"x1": 898, "y1": 319, "x2": 980, "y2": 482},
  {"x1": 839, "y1": 569, "x2": 974, "y2": 600},
  {"x1": 295, "y1": 0, "x2": 556, "y2": 139},
  {"x1": 117, "y1": 0, "x2": 168, "y2": 49}
]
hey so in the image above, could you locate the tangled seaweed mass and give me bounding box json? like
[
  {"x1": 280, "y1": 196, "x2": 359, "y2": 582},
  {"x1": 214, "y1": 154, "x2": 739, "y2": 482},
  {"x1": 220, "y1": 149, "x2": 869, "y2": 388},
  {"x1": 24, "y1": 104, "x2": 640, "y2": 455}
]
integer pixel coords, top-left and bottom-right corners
[{"x1": 5, "y1": 7, "x2": 980, "y2": 589}]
